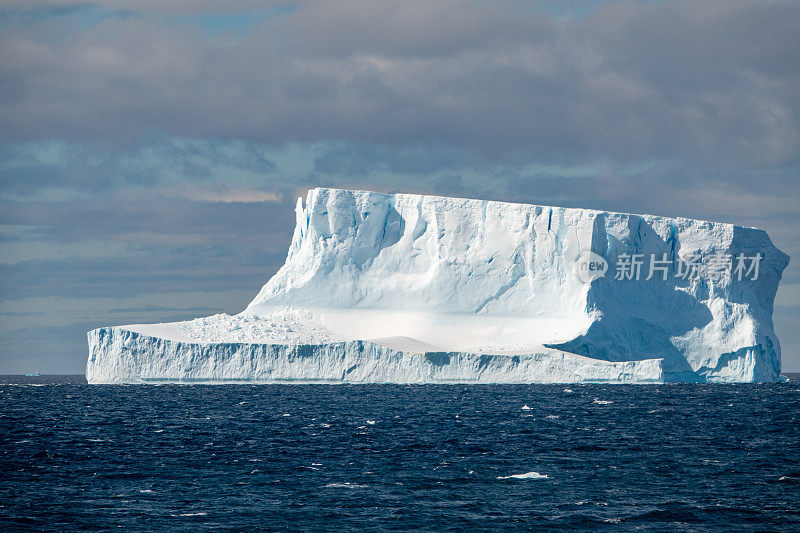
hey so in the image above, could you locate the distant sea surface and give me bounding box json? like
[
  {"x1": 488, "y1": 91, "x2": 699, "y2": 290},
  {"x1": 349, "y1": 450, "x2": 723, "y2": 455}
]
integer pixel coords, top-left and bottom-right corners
[{"x1": 2, "y1": 376, "x2": 799, "y2": 531}]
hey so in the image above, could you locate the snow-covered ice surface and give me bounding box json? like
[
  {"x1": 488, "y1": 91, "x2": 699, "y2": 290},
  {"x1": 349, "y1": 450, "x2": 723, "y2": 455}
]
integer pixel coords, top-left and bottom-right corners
[
  {"x1": 174, "y1": 307, "x2": 342, "y2": 345},
  {"x1": 87, "y1": 187, "x2": 790, "y2": 384}
]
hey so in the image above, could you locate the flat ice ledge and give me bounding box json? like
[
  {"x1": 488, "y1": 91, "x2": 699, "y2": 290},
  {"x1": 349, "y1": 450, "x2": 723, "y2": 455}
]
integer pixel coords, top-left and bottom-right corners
[{"x1": 86, "y1": 327, "x2": 664, "y2": 384}]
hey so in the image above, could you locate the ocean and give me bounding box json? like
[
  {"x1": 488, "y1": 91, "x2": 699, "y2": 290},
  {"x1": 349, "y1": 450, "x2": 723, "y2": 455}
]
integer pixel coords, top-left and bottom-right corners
[{"x1": 1, "y1": 376, "x2": 799, "y2": 531}]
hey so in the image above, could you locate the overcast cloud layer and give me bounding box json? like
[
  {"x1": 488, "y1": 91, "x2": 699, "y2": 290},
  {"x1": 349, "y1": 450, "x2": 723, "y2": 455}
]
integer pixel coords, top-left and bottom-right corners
[{"x1": 1, "y1": 0, "x2": 799, "y2": 373}]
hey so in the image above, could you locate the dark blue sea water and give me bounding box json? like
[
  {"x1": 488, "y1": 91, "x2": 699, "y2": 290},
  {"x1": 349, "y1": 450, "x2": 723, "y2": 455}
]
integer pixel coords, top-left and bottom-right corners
[{"x1": 2, "y1": 376, "x2": 799, "y2": 531}]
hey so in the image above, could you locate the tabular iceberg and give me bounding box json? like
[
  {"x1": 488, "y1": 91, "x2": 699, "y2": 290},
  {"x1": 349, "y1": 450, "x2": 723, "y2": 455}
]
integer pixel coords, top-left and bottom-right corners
[{"x1": 87, "y1": 187, "x2": 789, "y2": 384}]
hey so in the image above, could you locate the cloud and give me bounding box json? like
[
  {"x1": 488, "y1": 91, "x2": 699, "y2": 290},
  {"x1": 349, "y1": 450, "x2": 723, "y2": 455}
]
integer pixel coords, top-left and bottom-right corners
[
  {"x1": 0, "y1": 289, "x2": 260, "y2": 373},
  {"x1": 0, "y1": 1, "x2": 294, "y2": 16},
  {"x1": 181, "y1": 189, "x2": 282, "y2": 203},
  {"x1": 0, "y1": 0, "x2": 798, "y2": 166},
  {"x1": 0, "y1": 0, "x2": 798, "y2": 372},
  {"x1": 776, "y1": 283, "x2": 800, "y2": 307}
]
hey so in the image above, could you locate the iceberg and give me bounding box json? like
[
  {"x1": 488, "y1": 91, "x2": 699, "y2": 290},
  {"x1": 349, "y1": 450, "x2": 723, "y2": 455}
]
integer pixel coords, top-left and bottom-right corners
[{"x1": 87, "y1": 187, "x2": 789, "y2": 384}]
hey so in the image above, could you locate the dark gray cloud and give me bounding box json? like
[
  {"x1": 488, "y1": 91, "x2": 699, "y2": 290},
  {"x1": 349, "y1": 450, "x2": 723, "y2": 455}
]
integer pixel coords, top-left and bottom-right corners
[
  {"x1": 0, "y1": 196, "x2": 295, "y2": 301},
  {"x1": 0, "y1": 196, "x2": 293, "y2": 241},
  {"x1": 1, "y1": 0, "x2": 798, "y2": 166}
]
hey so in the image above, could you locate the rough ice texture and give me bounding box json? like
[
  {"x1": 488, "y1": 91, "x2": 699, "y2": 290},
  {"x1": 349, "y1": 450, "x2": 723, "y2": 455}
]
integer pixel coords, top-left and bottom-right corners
[
  {"x1": 86, "y1": 328, "x2": 663, "y2": 384},
  {"x1": 87, "y1": 187, "x2": 789, "y2": 384}
]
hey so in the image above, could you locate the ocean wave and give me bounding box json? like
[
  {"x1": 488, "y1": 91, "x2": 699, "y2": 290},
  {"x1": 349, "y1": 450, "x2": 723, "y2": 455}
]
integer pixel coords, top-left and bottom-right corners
[{"x1": 497, "y1": 471, "x2": 548, "y2": 480}]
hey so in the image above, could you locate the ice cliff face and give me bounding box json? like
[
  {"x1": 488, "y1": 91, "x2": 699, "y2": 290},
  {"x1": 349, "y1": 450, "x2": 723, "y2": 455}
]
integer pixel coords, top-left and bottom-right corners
[
  {"x1": 87, "y1": 187, "x2": 790, "y2": 384},
  {"x1": 86, "y1": 328, "x2": 663, "y2": 384}
]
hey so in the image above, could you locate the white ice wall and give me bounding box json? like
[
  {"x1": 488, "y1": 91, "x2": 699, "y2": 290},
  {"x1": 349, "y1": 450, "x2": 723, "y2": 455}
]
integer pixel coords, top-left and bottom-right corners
[
  {"x1": 86, "y1": 327, "x2": 663, "y2": 384},
  {"x1": 245, "y1": 188, "x2": 790, "y2": 382}
]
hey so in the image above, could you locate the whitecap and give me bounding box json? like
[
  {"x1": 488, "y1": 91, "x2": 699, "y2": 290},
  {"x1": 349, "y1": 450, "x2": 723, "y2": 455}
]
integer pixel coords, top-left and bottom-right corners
[
  {"x1": 139, "y1": 489, "x2": 154, "y2": 494},
  {"x1": 593, "y1": 399, "x2": 613, "y2": 405},
  {"x1": 546, "y1": 415, "x2": 559, "y2": 419},
  {"x1": 563, "y1": 388, "x2": 574, "y2": 393},
  {"x1": 324, "y1": 482, "x2": 367, "y2": 488},
  {"x1": 497, "y1": 471, "x2": 548, "y2": 480},
  {"x1": 174, "y1": 512, "x2": 207, "y2": 517}
]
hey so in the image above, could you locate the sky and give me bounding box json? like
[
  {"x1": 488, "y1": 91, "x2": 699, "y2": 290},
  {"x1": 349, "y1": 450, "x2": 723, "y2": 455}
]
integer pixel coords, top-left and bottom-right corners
[{"x1": 0, "y1": 0, "x2": 798, "y2": 374}]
